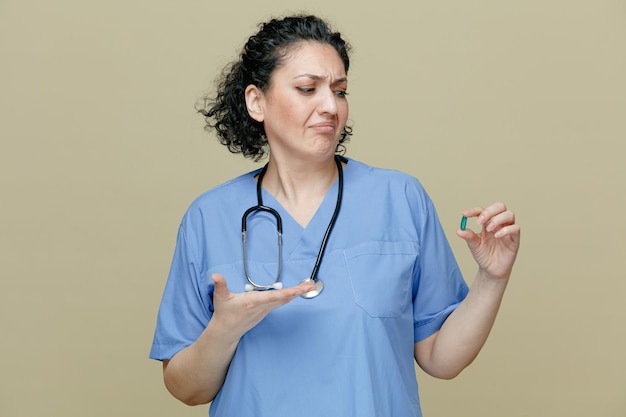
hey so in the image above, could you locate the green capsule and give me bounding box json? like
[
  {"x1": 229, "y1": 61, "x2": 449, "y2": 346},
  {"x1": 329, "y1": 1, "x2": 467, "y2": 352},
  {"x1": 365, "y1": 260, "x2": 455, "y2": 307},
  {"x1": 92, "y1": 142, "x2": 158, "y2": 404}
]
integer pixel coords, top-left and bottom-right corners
[{"x1": 460, "y1": 216, "x2": 468, "y2": 231}]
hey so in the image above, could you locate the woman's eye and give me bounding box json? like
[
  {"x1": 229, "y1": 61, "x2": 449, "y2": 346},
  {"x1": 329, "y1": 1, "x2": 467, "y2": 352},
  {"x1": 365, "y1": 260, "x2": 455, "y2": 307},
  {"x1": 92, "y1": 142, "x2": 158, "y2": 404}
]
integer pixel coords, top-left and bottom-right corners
[{"x1": 296, "y1": 87, "x2": 348, "y2": 97}]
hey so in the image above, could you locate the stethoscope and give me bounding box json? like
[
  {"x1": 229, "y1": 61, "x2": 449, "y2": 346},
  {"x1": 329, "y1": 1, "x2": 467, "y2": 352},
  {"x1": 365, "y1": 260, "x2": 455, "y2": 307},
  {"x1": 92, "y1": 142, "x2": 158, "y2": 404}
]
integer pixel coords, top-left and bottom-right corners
[{"x1": 242, "y1": 155, "x2": 344, "y2": 299}]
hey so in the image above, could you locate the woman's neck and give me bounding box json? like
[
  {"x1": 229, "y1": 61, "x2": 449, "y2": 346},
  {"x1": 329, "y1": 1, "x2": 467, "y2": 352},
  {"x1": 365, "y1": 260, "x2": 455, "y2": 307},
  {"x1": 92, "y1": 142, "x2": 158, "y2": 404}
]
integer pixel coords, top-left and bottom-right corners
[{"x1": 261, "y1": 156, "x2": 339, "y2": 227}]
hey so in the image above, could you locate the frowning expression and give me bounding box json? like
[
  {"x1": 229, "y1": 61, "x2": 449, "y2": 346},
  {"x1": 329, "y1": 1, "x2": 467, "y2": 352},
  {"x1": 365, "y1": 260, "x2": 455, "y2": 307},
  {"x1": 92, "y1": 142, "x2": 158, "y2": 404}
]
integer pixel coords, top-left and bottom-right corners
[{"x1": 245, "y1": 41, "x2": 349, "y2": 162}]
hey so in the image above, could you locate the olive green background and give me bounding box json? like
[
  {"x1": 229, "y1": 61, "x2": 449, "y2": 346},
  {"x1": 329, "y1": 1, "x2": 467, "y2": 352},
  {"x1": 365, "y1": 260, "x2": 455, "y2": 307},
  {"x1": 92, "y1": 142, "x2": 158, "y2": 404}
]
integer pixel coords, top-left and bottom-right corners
[{"x1": 1, "y1": 1, "x2": 625, "y2": 416}]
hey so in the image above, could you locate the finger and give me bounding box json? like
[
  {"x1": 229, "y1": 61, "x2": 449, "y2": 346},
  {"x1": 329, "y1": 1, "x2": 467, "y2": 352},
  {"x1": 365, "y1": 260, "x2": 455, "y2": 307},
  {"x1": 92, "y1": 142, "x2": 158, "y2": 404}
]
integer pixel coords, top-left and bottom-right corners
[
  {"x1": 241, "y1": 280, "x2": 317, "y2": 309},
  {"x1": 476, "y1": 202, "x2": 507, "y2": 225},
  {"x1": 211, "y1": 273, "x2": 231, "y2": 299},
  {"x1": 456, "y1": 227, "x2": 479, "y2": 241},
  {"x1": 493, "y1": 223, "x2": 521, "y2": 240},
  {"x1": 266, "y1": 281, "x2": 317, "y2": 304},
  {"x1": 484, "y1": 209, "x2": 516, "y2": 233},
  {"x1": 456, "y1": 228, "x2": 483, "y2": 252},
  {"x1": 462, "y1": 206, "x2": 485, "y2": 219},
  {"x1": 289, "y1": 280, "x2": 317, "y2": 296}
]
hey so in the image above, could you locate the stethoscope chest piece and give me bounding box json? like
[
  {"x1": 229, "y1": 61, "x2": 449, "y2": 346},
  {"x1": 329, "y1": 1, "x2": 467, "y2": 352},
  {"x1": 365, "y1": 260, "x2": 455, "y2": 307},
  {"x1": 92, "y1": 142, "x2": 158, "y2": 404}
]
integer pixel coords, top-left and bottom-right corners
[{"x1": 300, "y1": 278, "x2": 324, "y2": 299}]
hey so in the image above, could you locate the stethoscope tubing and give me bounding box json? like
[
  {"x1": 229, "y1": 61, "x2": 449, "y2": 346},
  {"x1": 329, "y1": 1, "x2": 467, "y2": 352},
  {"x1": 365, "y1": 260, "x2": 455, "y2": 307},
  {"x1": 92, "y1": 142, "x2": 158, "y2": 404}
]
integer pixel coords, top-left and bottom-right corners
[
  {"x1": 241, "y1": 205, "x2": 283, "y2": 291},
  {"x1": 309, "y1": 156, "x2": 343, "y2": 282},
  {"x1": 241, "y1": 155, "x2": 344, "y2": 294}
]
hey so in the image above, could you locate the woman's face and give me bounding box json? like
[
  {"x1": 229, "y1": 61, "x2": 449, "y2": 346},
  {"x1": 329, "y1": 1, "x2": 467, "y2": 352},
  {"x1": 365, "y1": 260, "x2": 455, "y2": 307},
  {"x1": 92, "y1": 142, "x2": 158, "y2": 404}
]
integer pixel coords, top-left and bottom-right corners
[{"x1": 247, "y1": 41, "x2": 349, "y2": 163}]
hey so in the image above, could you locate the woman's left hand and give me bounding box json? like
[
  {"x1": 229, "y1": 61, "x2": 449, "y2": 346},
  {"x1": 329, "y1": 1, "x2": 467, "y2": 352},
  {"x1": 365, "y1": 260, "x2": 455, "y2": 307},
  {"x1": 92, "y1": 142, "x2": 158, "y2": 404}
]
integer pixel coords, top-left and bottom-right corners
[{"x1": 457, "y1": 202, "x2": 521, "y2": 280}]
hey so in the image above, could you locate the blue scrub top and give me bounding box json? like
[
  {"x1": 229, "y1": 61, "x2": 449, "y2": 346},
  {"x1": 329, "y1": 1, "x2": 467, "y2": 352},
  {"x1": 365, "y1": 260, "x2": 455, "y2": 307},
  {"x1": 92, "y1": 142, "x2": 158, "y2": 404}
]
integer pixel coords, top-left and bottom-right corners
[{"x1": 150, "y1": 158, "x2": 469, "y2": 417}]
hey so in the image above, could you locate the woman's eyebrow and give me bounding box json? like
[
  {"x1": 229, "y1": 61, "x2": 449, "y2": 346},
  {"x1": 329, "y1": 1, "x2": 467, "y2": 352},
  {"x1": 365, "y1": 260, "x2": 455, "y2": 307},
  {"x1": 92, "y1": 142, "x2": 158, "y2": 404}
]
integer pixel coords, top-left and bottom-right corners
[{"x1": 294, "y1": 74, "x2": 348, "y2": 84}]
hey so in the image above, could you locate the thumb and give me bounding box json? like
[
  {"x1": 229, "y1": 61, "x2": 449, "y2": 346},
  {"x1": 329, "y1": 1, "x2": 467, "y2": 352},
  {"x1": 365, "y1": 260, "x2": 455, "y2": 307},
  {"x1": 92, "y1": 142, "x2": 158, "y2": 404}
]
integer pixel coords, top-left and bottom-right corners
[
  {"x1": 456, "y1": 229, "x2": 481, "y2": 251},
  {"x1": 211, "y1": 273, "x2": 230, "y2": 298}
]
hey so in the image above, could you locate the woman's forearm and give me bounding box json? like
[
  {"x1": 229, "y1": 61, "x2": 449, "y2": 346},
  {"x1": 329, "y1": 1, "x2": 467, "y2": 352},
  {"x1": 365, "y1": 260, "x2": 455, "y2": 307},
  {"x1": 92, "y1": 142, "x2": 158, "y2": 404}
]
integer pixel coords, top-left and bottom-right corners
[
  {"x1": 416, "y1": 268, "x2": 509, "y2": 379},
  {"x1": 163, "y1": 317, "x2": 242, "y2": 405}
]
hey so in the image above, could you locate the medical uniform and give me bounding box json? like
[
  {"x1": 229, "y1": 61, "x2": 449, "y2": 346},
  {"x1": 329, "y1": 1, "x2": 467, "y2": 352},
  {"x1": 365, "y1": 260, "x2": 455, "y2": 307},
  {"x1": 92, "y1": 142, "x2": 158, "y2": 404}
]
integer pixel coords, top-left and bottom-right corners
[{"x1": 150, "y1": 158, "x2": 469, "y2": 417}]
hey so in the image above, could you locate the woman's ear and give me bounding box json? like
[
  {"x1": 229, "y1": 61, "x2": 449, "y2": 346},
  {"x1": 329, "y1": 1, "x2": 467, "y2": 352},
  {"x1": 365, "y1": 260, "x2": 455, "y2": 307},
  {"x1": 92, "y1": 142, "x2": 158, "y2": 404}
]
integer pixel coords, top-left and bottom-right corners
[{"x1": 245, "y1": 85, "x2": 264, "y2": 122}]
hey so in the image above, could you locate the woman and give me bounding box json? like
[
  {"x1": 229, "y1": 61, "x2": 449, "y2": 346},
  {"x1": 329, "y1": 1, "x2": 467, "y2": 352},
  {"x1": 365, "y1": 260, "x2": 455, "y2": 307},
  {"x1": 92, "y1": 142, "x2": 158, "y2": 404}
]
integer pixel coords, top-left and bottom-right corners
[{"x1": 150, "y1": 14, "x2": 520, "y2": 417}]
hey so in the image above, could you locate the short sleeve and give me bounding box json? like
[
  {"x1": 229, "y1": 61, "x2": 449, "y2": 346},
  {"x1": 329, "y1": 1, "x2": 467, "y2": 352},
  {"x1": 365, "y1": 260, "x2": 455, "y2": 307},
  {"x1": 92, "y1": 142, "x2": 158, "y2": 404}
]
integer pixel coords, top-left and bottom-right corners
[
  {"x1": 149, "y1": 220, "x2": 213, "y2": 360},
  {"x1": 409, "y1": 182, "x2": 469, "y2": 342}
]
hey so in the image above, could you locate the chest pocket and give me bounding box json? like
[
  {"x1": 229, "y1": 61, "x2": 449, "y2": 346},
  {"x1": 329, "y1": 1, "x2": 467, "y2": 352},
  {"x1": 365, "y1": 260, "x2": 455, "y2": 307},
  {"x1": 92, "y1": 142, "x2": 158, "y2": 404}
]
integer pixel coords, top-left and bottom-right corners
[{"x1": 344, "y1": 241, "x2": 417, "y2": 318}]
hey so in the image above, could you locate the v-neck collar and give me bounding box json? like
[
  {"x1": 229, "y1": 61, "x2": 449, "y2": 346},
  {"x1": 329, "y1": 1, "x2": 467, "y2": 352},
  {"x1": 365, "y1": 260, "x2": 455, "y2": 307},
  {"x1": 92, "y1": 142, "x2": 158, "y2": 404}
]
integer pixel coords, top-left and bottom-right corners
[{"x1": 250, "y1": 158, "x2": 349, "y2": 261}]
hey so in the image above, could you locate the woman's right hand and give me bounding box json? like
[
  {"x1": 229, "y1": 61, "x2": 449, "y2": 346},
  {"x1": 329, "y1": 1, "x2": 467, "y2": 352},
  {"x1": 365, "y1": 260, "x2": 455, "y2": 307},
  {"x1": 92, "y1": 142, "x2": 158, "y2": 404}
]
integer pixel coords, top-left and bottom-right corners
[
  {"x1": 211, "y1": 273, "x2": 316, "y2": 337},
  {"x1": 163, "y1": 274, "x2": 315, "y2": 405}
]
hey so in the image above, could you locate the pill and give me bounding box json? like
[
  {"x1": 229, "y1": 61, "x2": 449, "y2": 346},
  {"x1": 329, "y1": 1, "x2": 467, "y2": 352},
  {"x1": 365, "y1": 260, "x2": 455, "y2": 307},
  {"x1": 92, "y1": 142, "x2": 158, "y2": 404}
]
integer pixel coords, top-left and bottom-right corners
[{"x1": 460, "y1": 216, "x2": 468, "y2": 231}]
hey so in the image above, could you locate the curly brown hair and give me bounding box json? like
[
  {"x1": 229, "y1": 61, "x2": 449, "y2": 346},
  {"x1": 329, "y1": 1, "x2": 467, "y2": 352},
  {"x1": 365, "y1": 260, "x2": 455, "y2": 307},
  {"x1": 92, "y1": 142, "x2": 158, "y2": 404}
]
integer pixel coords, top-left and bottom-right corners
[{"x1": 196, "y1": 14, "x2": 353, "y2": 161}]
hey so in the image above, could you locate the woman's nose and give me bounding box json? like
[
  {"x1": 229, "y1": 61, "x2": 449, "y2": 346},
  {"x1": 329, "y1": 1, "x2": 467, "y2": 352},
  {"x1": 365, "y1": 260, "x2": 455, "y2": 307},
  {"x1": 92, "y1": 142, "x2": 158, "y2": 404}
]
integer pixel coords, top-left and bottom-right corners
[{"x1": 317, "y1": 89, "x2": 338, "y2": 115}]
